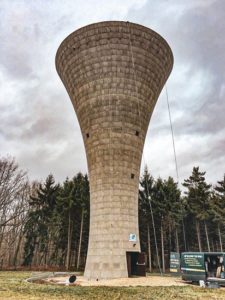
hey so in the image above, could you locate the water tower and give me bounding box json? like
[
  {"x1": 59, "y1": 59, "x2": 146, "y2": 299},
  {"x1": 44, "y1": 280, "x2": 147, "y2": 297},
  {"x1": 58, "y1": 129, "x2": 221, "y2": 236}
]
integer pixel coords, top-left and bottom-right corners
[{"x1": 56, "y1": 21, "x2": 173, "y2": 280}]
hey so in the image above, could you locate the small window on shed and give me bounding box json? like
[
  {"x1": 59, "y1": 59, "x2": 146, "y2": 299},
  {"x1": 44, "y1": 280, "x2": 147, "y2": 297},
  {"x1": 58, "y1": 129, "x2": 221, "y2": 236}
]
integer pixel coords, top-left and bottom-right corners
[{"x1": 131, "y1": 173, "x2": 135, "y2": 179}]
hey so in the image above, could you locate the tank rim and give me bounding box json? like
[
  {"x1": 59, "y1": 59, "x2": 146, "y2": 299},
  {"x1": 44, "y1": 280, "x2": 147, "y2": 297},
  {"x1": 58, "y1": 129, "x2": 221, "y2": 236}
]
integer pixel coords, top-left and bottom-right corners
[{"x1": 55, "y1": 20, "x2": 173, "y2": 72}]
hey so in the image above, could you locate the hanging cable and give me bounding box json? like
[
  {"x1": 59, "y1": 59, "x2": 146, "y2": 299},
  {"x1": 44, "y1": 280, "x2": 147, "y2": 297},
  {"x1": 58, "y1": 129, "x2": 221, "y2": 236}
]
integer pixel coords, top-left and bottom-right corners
[
  {"x1": 127, "y1": 22, "x2": 141, "y2": 128},
  {"x1": 127, "y1": 21, "x2": 162, "y2": 274},
  {"x1": 165, "y1": 85, "x2": 187, "y2": 251},
  {"x1": 144, "y1": 168, "x2": 162, "y2": 275},
  {"x1": 165, "y1": 85, "x2": 179, "y2": 183}
]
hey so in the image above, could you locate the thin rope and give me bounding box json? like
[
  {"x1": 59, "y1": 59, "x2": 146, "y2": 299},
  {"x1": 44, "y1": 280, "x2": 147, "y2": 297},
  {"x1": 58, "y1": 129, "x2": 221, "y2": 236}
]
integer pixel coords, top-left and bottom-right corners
[
  {"x1": 127, "y1": 21, "x2": 162, "y2": 274},
  {"x1": 144, "y1": 164, "x2": 162, "y2": 275},
  {"x1": 127, "y1": 22, "x2": 141, "y2": 130},
  {"x1": 165, "y1": 85, "x2": 179, "y2": 183},
  {"x1": 165, "y1": 85, "x2": 187, "y2": 251}
]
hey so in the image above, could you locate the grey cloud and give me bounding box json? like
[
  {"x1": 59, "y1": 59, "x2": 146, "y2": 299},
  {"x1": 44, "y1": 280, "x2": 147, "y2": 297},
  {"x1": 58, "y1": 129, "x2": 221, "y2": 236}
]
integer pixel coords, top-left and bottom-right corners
[
  {"x1": 128, "y1": 0, "x2": 225, "y2": 183},
  {"x1": 0, "y1": 0, "x2": 225, "y2": 184},
  {"x1": 1, "y1": 86, "x2": 76, "y2": 142},
  {"x1": 0, "y1": 21, "x2": 40, "y2": 79},
  {"x1": 130, "y1": 2, "x2": 225, "y2": 99}
]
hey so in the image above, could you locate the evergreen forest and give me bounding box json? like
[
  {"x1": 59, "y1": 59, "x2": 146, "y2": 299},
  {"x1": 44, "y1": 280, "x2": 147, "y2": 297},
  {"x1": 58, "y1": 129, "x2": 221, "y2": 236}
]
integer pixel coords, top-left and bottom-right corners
[{"x1": 0, "y1": 155, "x2": 225, "y2": 272}]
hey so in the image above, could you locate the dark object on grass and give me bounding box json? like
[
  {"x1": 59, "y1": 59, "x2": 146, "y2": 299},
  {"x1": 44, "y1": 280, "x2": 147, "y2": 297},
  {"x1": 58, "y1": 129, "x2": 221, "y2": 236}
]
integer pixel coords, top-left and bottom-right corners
[{"x1": 69, "y1": 275, "x2": 76, "y2": 283}]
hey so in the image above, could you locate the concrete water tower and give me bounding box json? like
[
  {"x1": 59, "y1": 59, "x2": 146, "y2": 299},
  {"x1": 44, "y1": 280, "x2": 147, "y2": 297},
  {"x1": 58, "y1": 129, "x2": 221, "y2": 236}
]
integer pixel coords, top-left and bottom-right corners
[{"x1": 56, "y1": 21, "x2": 173, "y2": 280}]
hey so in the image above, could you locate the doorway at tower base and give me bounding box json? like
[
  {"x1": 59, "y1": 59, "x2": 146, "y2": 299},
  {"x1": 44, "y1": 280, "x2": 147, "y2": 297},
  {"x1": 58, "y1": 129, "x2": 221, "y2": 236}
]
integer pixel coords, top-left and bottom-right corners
[{"x1": 126, "y1": 252, "x2": 146, "y2": 277}]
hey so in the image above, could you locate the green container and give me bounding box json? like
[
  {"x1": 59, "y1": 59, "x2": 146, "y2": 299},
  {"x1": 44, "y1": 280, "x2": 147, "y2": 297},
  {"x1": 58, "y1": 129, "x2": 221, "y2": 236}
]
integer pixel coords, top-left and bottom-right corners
[{"x1": 181, "y1": 252, "x2": 225, "y2": 283}]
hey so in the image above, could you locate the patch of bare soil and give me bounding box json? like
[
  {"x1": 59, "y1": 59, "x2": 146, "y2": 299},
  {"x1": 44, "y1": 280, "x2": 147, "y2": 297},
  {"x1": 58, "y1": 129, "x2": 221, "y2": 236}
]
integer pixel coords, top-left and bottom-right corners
[{"x1": 46, "y1": 275, "x2": 186, "y2": 287}]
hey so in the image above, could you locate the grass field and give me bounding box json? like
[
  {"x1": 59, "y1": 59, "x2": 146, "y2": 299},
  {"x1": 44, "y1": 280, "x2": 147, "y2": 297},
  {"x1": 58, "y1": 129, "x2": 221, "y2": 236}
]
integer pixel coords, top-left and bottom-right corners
[{"x1": 0, "y1": 272, "x2": 225, "y2": 300}]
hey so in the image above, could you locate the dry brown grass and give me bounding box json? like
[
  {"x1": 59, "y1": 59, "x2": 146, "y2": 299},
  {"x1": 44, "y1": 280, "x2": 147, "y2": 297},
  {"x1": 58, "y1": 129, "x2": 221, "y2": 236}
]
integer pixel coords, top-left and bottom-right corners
[{"x1": 0, "y1": 271, "x2": 225, "y2": 299}]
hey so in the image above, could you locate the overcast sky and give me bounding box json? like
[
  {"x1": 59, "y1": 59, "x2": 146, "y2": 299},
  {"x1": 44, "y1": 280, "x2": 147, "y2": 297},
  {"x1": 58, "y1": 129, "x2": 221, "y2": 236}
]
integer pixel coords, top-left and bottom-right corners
[{"x1": 0, "y1": 0, "x2": 224, "y2": 186}]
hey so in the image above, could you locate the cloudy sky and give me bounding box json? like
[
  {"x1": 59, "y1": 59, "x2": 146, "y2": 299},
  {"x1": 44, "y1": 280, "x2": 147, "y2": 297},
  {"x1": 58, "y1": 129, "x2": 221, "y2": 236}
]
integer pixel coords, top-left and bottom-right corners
[{"x1": 0, "y1": 0, "x2": 224, "y2": 186}]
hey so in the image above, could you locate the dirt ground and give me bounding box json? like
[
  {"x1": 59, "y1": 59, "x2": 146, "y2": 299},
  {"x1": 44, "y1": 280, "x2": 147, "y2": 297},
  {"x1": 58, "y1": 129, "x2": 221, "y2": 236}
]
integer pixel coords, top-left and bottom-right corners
[
  {"x1": 3, "y1": 272, "x2": 225, "y2": 300},
  {"x1": 46, "y1": 275, "x2": 187, "y2": 287}
]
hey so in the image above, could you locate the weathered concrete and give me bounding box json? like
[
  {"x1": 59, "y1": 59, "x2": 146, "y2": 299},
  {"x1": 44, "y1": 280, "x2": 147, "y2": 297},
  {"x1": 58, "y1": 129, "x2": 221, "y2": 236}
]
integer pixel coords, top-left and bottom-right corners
[{"x1": 56, "y1": 21, "x2": 173, "y2": 280}]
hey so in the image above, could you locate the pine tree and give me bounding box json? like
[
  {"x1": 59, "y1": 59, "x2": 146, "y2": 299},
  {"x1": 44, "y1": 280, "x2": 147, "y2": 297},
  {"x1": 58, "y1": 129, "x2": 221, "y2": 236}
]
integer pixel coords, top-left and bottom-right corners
[
  {"x1": 23, "y1": 175, "x2": 59, "y2": 266},
  {"x1": 163, "y1": 177, "x2": 182, "y2": 253},
  {"x1": 210, "y1": 174, "x2": 225, "y2": 251},
  {"x1": 55, "y1": 177, "x2": 77, "y2": 270},
  {"x1": 139, "y1": 167, "x2": 155, "y2": 271},
  {"x1": 53, "y1": 173, "x2": 90, "y2": 270},
  {"x1": 74, "y1": 173, "x2": 89, "y2": 270},
  {"x1": 183, "y1": 167, "x2": 211, "y2": 252},
  {"x1": 152, "y1": 177, "x2": 168, "y2": 273}
]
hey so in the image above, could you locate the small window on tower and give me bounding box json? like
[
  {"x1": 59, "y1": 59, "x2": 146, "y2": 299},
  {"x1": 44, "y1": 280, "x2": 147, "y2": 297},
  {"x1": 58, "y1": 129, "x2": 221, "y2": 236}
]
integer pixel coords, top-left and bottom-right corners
[
  {"x1": 135, "y1": 131, "x2": 139, "y2": 136},
  {"x1": 86, "y1": 133, "x2": 89, "y2": 138},
  {"x1": 131, "y1": 173, "x2": 135, "y2": 179}
]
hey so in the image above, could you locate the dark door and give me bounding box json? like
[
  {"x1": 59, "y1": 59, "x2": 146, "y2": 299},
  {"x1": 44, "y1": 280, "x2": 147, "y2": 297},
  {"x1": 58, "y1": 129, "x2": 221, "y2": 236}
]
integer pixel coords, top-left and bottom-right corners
[
  {"x1": 136, "y1": 252, "x2": 146, "y2": 276},
  {"x1": 126, "y1": 252, "x2": 132, "y2": 277},
  {"x1": 126, "y1": 252, "x2": 138, "y2": 276},
  {"x1": 126, "y1": 252, "x2": 146, "y2": 277}
]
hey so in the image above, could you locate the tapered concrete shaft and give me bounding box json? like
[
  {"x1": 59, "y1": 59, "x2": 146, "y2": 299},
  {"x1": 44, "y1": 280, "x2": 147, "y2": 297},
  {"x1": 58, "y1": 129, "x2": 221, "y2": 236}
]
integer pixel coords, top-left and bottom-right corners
[{"x1": 56, "y1": 21, "x2": 173, "y2": 280}]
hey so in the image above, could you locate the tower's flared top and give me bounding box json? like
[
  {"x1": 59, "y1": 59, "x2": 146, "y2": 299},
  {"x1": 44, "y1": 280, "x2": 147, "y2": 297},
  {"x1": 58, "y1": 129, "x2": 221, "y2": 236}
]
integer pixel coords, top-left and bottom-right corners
[{"x1": 56, "y1": 21, "x2": 173, "y2": 77}]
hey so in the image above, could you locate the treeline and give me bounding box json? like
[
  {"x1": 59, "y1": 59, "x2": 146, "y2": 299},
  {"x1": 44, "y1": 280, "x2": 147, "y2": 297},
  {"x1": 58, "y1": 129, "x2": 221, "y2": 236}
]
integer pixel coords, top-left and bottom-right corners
[
  {"x1": 0, "y1": 156, "x2": 225, "y2": 271},
  {"x1": 0, "y1": 156, "x2": 89, "y2": 271},
  {"x1": 139, "y1": 167, "x2": 225, "y2": 272},
  {"x1": 23, "y1": 173, "x2": 89, "y2": 270}
]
